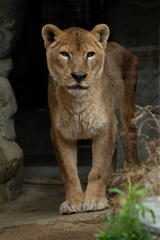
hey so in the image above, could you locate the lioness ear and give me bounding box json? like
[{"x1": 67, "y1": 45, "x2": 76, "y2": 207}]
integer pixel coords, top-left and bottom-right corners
[
  {"x1": 41, "y1": 24, "x2": 62, "y2": 48},
  {"x1": 91, "y1": 24, "x2": 110, "y2": 49}
]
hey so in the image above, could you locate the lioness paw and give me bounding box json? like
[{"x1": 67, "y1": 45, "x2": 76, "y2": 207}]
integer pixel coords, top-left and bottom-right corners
[
  {"x1": 83, "y1": 197, "x2": 109, "y2": 212},
  {"x1": 60, "y1": 199, "x2": 83, "y2": 215}
]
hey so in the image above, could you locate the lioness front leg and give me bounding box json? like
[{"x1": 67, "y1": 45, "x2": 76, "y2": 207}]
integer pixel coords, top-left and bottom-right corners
[
  {"x1": 83, "y1": 122, "x2": 117, "y2": 212},
  {"x1": 51, "y1": 129, "x2": 84, "y2": 214}
]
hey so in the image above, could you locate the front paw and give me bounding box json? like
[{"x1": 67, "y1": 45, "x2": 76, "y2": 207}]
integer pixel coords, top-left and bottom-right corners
[
  {"x1": 83, "y1": 196, "x2": 109, "y2": 212},
  {"x1": 60, "y1": 198, "x2": 84, "y2": 215}
]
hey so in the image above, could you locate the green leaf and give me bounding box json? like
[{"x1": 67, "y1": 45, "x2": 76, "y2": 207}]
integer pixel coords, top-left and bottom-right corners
[{"x1": 109, "y1": 188, "x2": 125, "y2": 196}]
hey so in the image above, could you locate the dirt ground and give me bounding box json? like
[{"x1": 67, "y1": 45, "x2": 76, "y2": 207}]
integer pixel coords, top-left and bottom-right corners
[
  {"x1": 0, "y1": 184, "x2": 110, "y2": 240},
  {"x1": 0, "y1": 222, "x2": 106, "y2": 240}
]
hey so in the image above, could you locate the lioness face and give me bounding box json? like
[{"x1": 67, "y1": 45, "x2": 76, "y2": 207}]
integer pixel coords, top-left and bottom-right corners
[{"x1": 42, "y1": 24, "x2": 110, "y2": 96}]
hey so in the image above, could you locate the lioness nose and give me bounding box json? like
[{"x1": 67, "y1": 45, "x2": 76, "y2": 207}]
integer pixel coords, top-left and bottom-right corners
[{"x1": 71, "y1": 72, "x2": 87, "y2": 82}]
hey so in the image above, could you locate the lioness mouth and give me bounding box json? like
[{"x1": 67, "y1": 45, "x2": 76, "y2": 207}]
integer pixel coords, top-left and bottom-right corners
[{"x1": 68, "y1": 84, "x2": 89, "y2": 90}]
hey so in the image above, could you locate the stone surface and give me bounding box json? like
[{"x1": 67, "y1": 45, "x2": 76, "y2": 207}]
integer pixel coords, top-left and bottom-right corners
[
  {"x1": 0, "y1": 26, "x2": 14, "y2": 58},
  {"x1": 0, "y1": 136, "x2": 23, "y2": 183},
  {"x1": 141, "y1": 167, "x2": 160, "y2": 238},
  {"x1": 0, "y1": 77, "x2": 17, "y2": 116},
  {"x1": 0, "y1": 77, "x2": 23, "y2": 201},
  {"x1": 140, "y1": 196, "x2": 160, "y2": 237},
  {"x1": 144, "y1": 166, "x2": 160, "y2": 196},
  {"x1": 0, "y1": 136, "x2": 23, "y2": 202},
  {"x1": 0, "y1": 163, "x2": 23, "y2": 202},
  {"x1": 0, "y1": 58, "x2": 12, "y2": 77},
  {"x1": 0, "y1": 77, "x2": 17, "y2": 140},
  {"x1": 0, "y1": 184, "x2": 8, "y2": 202},
  {"x1": 6, "y1": 160, "x2": 23, "y2": 200}
]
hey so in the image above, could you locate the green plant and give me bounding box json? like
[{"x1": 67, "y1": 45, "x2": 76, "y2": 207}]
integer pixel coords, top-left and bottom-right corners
[{"x1": 95, "y1": 184, "x2": 156, "y2": 240}]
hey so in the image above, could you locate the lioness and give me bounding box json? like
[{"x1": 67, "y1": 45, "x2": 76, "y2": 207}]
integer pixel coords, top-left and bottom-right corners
[{"x1": 42, "y1": 24, "x2": 139, "y2": 214}]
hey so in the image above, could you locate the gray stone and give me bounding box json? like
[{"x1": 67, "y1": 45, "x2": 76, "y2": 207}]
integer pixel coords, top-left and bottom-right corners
[
  {"x1": 0, "y1": 136, "x2": 23, "y2": 184},
  {"x1": 145, "y1": 166, "x2": 160, "y2": 195},
  {"x1": 0, "y1": 27, "x2": 14, "y2": 58},
  {"x1": 0, "y1": 58, "x2": 12, "y2": 78},
  {"x1": 7, "y1": 160, "x2": 23, "y2": 200},
  {"x1": 0, "y1": 118, "x2": 16, "y2": 141},
  {"x1": 0, "y1": 77, "x2": 23, "y2": 201},
  {"x1": 0, "y1": 77, "x2": 17, "y2": 140},
  {"x1": 140, "y1": 196, "x2": 160, "y2": 237},
  {"x1": 0, "y1": 77, "x2": 17, "y2": 118},
  {"x1": 0, "y1": 184, "x2": 8, "y2": 202}
]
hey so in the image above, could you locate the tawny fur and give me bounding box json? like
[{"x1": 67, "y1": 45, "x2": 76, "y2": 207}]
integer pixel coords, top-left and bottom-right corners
[{"x1": 42, "y1": 24, "x2": 139, "y2": 214}]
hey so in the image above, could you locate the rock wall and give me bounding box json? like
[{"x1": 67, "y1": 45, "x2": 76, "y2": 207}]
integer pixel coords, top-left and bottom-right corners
[{"x1": 0, "y1": 0, "x2": 28, "y2": 201}]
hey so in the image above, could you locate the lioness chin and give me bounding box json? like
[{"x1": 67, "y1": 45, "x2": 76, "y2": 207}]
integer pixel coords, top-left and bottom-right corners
[{"x1": 42, "y1": 24, "x2": 139, "y2": 214}]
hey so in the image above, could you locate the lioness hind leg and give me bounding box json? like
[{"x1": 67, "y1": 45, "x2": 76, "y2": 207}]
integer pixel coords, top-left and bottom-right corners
[
  {"x1": 120, "y1": 122, "x2": 139, "y2": 167},
  {"x1": 51, "y1": 129, "x2": 84, "y2": 214},
  {"x1": 120, "y1": 54, "x2": 139, "y2": 167}
]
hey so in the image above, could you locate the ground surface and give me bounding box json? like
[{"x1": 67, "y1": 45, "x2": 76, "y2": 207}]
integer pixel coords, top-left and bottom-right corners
[
  {"x1": 0, "y1": 184, "x2": 112, "y2": 240},
  {"x1": 0, "y1": 222, "x2": 106, "y2": 240}
]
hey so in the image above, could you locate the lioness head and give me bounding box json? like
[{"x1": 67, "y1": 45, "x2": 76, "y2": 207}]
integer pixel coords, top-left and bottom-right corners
[{"x1": 42, "y1": 24, "x2": 110, "y2": 96}]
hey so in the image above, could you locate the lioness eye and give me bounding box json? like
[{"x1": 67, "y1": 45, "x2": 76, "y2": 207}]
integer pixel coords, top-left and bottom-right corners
[
  {"x1": 59, "y1": 51, "x2": 70, "y2": 58},
  {"x1": 87, "y1": 51, "x2": 95, "y2": 58}
]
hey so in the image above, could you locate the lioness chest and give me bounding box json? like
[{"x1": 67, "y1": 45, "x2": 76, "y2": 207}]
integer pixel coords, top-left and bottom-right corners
[{"x1": 55, "y1": 96, "x2": 108, "y2": 140}]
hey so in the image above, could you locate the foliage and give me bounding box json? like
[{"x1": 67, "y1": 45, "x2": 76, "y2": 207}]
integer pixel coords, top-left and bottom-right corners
[{"x1": 95, "y1": 184, "x2": 156, "y2": 240}]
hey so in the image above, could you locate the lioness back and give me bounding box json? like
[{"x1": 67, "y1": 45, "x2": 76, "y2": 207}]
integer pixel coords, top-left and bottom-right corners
[{"x1": 105, "y1": 42, "x2": 138, "y2": 109}]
